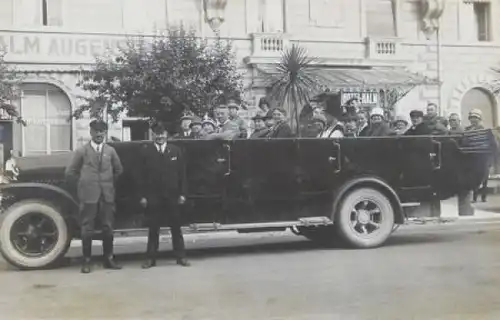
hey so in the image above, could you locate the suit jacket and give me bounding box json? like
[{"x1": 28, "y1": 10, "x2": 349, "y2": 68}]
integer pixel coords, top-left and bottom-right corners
[
  {"x1": 404, "y1": 122, "x2": 432, "y2": 136},
  {"x1": 65, "y1": 143, "x2": 123, "y2": 204},
  {"x1": 206, "y1": 119, "x2": 240, "y2": 140},
  {"x1": 250, "y1": 128, "x2": 271, "y2": 139},
  {"x1": 268, "y1": 121, "x2": 293, "y2": 138},
  {"x1": 231, "y1": 116, "x2": 248, "y2": 138},
  {"x1": 366, "y1": 122, "x2": 393, "y2": 137},
  {"x1": 138, "y1": 143, "x2": 187, "y2": 201}
]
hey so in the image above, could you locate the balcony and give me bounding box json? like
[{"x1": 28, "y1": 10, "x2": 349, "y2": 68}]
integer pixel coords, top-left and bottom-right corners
[
  {"x1": 250, "y1": 33, "x2": 290, "y2": 58},
  {"x1": 365, "y1": 37, "x2": 403, "y2": 60}
]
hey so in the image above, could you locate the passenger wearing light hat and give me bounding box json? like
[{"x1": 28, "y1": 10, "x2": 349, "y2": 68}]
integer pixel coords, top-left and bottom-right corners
[
  {"x1": 466, "y1": 109, "x2": 484, "y2": 131},
  {"x1": 365, "y1": 107, "x2": 392, "y2": 137}
]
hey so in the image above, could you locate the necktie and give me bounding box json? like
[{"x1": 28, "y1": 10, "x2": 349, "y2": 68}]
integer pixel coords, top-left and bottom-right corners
[
  {"x1": 156, "y1": 144, "x2": 163, "y2": 154},
  {"x1": 96, "y1": 145, "x2": 100, "y2": 153}
]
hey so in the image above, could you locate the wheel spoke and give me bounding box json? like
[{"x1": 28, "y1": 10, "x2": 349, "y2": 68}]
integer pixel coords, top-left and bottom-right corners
[
  {"x1": 368, "y1": 221, "x2": 381, "y2": 229},
  {"x1": 369, "y1": 208, "x2": 381, "y2": 215},
  {"x1": 361, "y1": 225, "x2": 368, "y2": 234}
]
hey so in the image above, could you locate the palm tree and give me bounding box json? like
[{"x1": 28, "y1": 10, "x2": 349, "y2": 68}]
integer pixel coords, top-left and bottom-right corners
[{"x1": 260, "y1": 44, "x2": 330, "y2": 136}]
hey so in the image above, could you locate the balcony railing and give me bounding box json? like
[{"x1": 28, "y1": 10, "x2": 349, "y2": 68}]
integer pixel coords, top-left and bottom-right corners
[
  {"x1": 366, "y1": 37, "x2": 402, "y2": 60},
  {"x1": 251, "y1": 33, "x2": 290, "y2": 57}
]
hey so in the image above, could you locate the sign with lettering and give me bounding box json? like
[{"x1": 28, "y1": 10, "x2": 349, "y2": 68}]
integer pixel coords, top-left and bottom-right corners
[
  {"x1": 0, "y1": 32, "x2": 134, "y2": 64},
  {"x1": 341, "y1": 91, "x2": 379, "y2": 105}
]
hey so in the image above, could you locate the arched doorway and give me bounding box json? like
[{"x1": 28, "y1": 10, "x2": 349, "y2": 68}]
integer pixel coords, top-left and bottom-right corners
[
  {"x1": 460, "y1": 87, "x2": 497, "y2": 128},
  {"x1": 20, "y1": 83, "x2": 72, "y2": 156}
]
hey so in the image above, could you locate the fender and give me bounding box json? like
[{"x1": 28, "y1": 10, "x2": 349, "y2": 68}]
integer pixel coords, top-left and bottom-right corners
[
  {"x1": 331, "y1": 176, "x2": 405, "y2": 224},
  {"x1": 0, "y1": 182, "x2": 79, "y2": 213}
]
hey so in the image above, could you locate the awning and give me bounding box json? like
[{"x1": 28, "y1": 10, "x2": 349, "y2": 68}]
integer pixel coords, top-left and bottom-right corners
[{"x1": 256, "y1": 65, "x2": 438, "y2": 91}]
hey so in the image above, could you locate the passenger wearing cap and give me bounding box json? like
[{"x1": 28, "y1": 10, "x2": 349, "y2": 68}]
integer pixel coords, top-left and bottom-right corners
[
  {"x1": 175, "y1": 114, "x2": 192, "y2": 139},
  {"x1": 250, "y1": 113, "x2": 270, "y2": 139},
  {"x1": 202, "y1": 117, "x2": 217, "y2": 135},
  {"x1": 365, "y1": 107, "x2": 392, "y2": 137},
  {"x1": 65, "y1": 119, "x2": 124, "y2": 273},
  {"x1": 392, "y1": 115, "x2": 409, "y2": 135},
  {"x1": 138, "y1": 122, "x2": 190, "y2": 268},
  {"x1": 228, "y1": 100, "x2": 248, "y2": 139},
  {"x1": 465, "y1": 109, "x2": 484, "y2": 131},
  {"x1": 264, "y1": 109, "x2": 275, "y2": 129},
  {"x1": 189, "y1": 116, "x2": 204, "y2": 139},
  {"x1": 465, "y1": 109, "x2": 489, "y2": 203},
  {"x1": 405, "y1": 109, "x2": 432, "y2": 135}
]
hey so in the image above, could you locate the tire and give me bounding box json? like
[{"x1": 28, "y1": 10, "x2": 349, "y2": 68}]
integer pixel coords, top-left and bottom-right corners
[
  {"x1": 335, "y1": 187, "x2": 395, "y2": 248},
  {"x1": 0, "y1": 200, "x2": 71, "y2": 270}
]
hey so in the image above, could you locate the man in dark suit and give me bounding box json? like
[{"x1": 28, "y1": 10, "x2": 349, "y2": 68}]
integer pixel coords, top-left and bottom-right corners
[
  {"x1": 65, "y1": 120, "x2": 124, "y2": 273},
  {"x1": 139, "y1": 122, "x2": 190, "y2": 268}
]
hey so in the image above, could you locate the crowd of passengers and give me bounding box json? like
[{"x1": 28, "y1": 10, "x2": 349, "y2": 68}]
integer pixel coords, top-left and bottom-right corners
[{"x1": 173, "y1": 97, "x2": 488, "y2": 141}]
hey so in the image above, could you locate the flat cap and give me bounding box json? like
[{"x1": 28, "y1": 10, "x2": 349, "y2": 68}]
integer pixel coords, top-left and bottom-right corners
[
  {"x1": 252, "y1": 113, "x2": 266, "y2": 121},
  {"x1": 151, "y1": 122, "x2": 167, "y2": 133},
  {"x1": 468, "y1": 108, "x2": 483, "y2": 120},
  {"x1": 409, "y1": 110, "x2": 424, "y2": 118},
  {"x1": 189, "y1": 116, "x2": 202, "y2": 127},
  {"x1": 89, "y1": 119, "x2": 108, "y2": 131}
]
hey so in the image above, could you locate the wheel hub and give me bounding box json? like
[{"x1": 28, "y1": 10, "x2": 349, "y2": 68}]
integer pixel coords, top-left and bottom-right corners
[{"x1": 357, "y1": 209, "x2": 370, "y2": 224}]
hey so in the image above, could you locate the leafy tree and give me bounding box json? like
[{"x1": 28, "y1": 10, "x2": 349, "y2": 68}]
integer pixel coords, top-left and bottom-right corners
[
  {"x1": 75, "y1": 27, "x2": 243, "y2": 131},
  {"x1": 260, "y1": 44, "x2": 331, "y2": 136},
  {"x1": 0, "y1": 51, "x2": 22, "y2": 123}
]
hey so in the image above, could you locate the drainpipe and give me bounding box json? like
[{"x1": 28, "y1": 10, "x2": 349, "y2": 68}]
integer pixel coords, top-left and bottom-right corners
[{"x1": 436, "y1": 19, "x2": 443, "y2": 116}]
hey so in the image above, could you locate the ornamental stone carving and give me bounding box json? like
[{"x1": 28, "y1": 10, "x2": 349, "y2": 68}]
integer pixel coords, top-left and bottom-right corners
[{"x1": 420, "y1": 0, "x2": 446, "y2": 38}]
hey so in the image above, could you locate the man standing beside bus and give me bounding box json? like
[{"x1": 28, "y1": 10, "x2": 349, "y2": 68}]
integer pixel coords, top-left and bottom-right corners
[
  {"x1": 65, "y1": 120, "x2": 124, "y2": 274},
  {"x1": 139, "y1": 122, "x2": 190, "y2": 268}
]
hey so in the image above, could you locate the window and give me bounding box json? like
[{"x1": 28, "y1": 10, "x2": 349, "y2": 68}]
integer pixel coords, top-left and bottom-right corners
[
  {"x1": 14, "y1": 0, "x2": 62, "y2": 27},
  {"x1": 42, "y1": 0, "x2": 62, "y2": 26},
  {"x1": 366, "y1": 0, "x2": 396, "y2": 37},
  {"x1": 258, "y1": 0, "x2": 285, "y2": 33},
  {"x1": 473, "y1": 2, "x2": 491, "y2": 41},
  {"x1": 20, "y1": 84, "x2": 72, "y2": 156}
]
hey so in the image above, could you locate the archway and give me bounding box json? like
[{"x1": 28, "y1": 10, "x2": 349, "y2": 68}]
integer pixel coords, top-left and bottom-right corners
[
  {"x1": 20, "y1": 83, "x2": 72, "y2": 156},
  {"x1": 460, "y1": 87, "x2": 496, "y2": 128}
]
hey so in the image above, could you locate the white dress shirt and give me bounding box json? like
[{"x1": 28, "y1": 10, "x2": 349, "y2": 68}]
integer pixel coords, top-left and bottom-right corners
[
  {"x1": 156, "y1": 142, "x2": 167, "y2": 154},
  {"x1": 90, "y1": 141, "x2": 104, "y2": 153}
]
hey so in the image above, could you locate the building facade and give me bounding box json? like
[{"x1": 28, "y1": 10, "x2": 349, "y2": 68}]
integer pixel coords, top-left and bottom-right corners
[{"x1": 0, "y1": 0, "x2": 499, "y2": 158}]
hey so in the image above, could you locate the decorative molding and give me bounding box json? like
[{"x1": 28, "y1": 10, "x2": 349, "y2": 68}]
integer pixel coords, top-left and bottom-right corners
[{"x1": 448, "y1": 73, "x2": 499, "y2": 120}]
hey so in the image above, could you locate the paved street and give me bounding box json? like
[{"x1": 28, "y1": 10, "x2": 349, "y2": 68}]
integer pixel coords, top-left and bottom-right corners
[{"x1": 1, "y1": 218, "x2": 500, "y2": 320}]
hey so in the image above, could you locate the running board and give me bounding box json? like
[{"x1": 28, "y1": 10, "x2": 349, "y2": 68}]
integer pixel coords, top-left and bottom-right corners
[{"x1": 112, "y1": 217, "x2": 333, "y2": 237}]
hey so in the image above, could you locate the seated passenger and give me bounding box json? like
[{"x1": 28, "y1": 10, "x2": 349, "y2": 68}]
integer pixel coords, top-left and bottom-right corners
[
  {"x1": 264, "y1": 109, "x2": 275, "y2": 129},
  {"x1": 356, "y1": 111, "x2": 370, "y2": 137},
  {"x1": 250, "y1": 113, "x2": 271, "y2": 139},
  {"x1": 344, "y1": 117, "x2": 358, "y2": 137},
  {"x1": 424, "y1": 102, "x2": 448, "y2": 135},
  {"x1": 448, "y1": 113, "x2": 463, "y2": 134},
  {"x1": 304, "y1": 114, "x2": 327, "y2": 138},
  {"x1": 267, "y1": 108, "x2": 294, "y2": 138},
  {"x1": 202, "y1": 117, "x2": 217, "y2": 135},
  {"x1": 205, "y1": 105, "x2": 240, "y2": 140},
  {"x1": 465, "y1": 109, "x2": 485, "y2": 131},
  {"x1": 189, "y1": 117, "x2": 205, "y2": 139},
  {"x1": 365, "y1": 107, "x2": 393, "y2": 137},
  {"x1": 318, "y1": 113, "x2": 344, "y2": 138},
  {"x1": 405, "y1": 110, "x2": 432, "y2": 136},
  {"x1": 392, "y1": 116, "x2": 409, "y2": 135}
]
